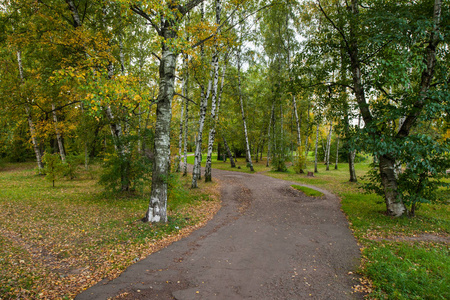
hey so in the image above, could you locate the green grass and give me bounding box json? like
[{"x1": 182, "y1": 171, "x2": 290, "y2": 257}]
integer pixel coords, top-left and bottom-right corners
[
  {"x1": 291, "y1": 184, "x2": 324, "y2": 197},
  {"x1": 0, "y1": 162, "x2": 220, "y2": 299},
  {"x1": 187, "y1": 154, "x2": 272, "y2": 173},
  {"x1": 363, "y1": 243, "x2": 449, "y2": 300},
  {"x1": 263, "y1": 158, "x2": 449, "y2": 299}
]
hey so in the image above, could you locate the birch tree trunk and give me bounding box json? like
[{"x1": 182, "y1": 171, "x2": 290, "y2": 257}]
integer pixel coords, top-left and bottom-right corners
[
  {"x1": 182, "y1": 58, "x2": 189, "y2": 177},
  {"x1": 293, "y1": 95, "x2": 302, "y2": 149},
  {"x1": 222, "y1": 135, "x2": 235, "y2": 168},
  {"x1": 176, "y1": 88, "x2": 185, "y2": 173},
  {"x1": 266, "y1": 102, "x2": 275, "y2": 167},
  {"x1": 129, "y1": 0, "x2": 206, "y2": 222},
  {"x1": 314, "y1": 124, "x2": 320, "y2": 173},
  {"x1": 348, "y1": 150, "x2": 357, "y2": 182},
  {"x1": 183, "y1": 97, "x2": 189, "y2": 177},
  {"x1": 204, "y1": 0, "x2": 222, "y2": 183},
  {"x1": 304, "y1": 103, "x2": 311, "y2": 168},
  {"x1": 237, "y1": 18, "x2": 254, "y2": 172},
  {"x1": 25, "y1": 106, "x2": 44, "y2": 172},
  {"x1": 191, "y1": 2, "x2": 210, "y2": 187},
  {"x1": 51, "y1": 103, "x2": 66, "y2": 163},
  {"x1": 17, "y1": 50, "x2": 44, "y2": 173},
  {"x1": 293, "y1": 95, "x2": 304, "y2": 172},
  {"x1": 145, "y1": 32, "x2": 178, "y2": 222},
  {"x1": 335, "y1": 135, "x2": 339, "y2": 170},
  {"x1": 325, "y1": 123, "x2": 332, "y2": 171},
  {"x1": 204, "y1": 57, "x2": 219, "y2": 182},
  {"x1": 192, "y1": 82, "x2": 210, "y2": 187}
]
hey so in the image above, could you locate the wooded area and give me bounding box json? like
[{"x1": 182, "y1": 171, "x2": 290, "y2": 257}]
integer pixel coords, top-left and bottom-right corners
[
  {"x1": 0, "y1": 0, "x2": 448, "y2": 221},
  {"x1": 0, "y1": 1, "x2": 449, "y2": 299}
]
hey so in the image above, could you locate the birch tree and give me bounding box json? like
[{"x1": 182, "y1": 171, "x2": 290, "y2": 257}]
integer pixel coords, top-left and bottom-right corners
[
  {"x1": 16, "y1": 51, "x2": 44, "y2": 172},
  {"x1": 325, "y1": 122, "x2": 332, "y2": 170},
  {"x1": 204, "y1": 0, "x2": 223, "y2": 182},
  {"x1": 131, "y1": 0, "x2": 205, "y2": 222}
]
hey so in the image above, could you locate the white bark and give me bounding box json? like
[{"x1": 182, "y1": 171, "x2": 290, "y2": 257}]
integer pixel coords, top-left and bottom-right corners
[
  {"x1": 145, "y1": 45, "x2": 177, "y2": 222},
  {"x1": 292, "y1": 95, "x2": 302, "y2": 149},
  {"x1": 204, "y1": 55, "x2": 220, "y2": 181},
  {"x1": 51, "y1": 103, "x2": 66, "y2": 163},
  {"x1": 266, "y1": 102, "x2": 275, "y2": 167},
  {"x1": 25, "y1": 106, "x2": 44, "y2": 172},
  {"x1": 182, "y1": 55, "x2": 189, "y2": 177},
  {"x1": 66, "y1": 0, "x2": 82, "y2": 27},
  {"x1": 335, "y1": 135, "x2": 339, "y2": 170},
  {"x1": 192, "y1": 2, "x2": 211, "y2": 188},
  {"x1": 176, "y1": 92, "x2": 184, "y2": 173},
  {"x1": 237, "y1": 40, "x2": 254, "y2": 172},
  {"x1": 17, "y1": 51, "x2": 44, "y2": 172},
  {"x1": 314, "y1": 124, "x2": 320, "y2": 173},
  {"x1": 183, "y1": 97, "x2": 189, "y2": 176},
  {"x1": 304, "y1": 103, "x2": 311, "y2": 168},
  {"x1": 205, "y1": 0, "x2": 222, "y2": 182},
  {"x1": 325, "y1": 123, "x2": 332, "y2": 171},
  {"x1": 191, "y1": 81, "x2": 210, "y2": 187}
]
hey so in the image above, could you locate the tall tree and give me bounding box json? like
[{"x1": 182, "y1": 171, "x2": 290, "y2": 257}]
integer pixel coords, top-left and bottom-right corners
[
  {"x1": 131, "y1": 0, "x2": 205, "y2": 222},
  {"x1": 205, "y1": 0, "x2": 224, "y2": 182},
  {"x1": 313, "y1": 0, "x2": 448, "y2": 216}
]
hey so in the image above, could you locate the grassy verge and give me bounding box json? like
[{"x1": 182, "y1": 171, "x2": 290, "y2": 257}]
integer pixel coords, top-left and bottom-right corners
[
  {"x1": 291, "y1": 185, "x2": 324, "y2": 197},
  {"x1": 0, "y1": 162, "x2": 221, "y2": 299},
  {"x1": 262, "y1": 158, "x2": 450, "y2": 299}
]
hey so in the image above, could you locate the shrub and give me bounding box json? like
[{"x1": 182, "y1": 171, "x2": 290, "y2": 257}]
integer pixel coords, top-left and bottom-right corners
[{"x1": 42, "y1": 152, "x2": 64, "y2": 187}]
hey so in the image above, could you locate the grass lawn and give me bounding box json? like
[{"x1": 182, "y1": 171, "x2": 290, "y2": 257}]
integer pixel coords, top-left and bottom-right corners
[
  {"x1": 0, "y1": 162, "x2": 220, "y2": 299},
  {"x1": 260, "y1": 157, "x2": 450, "y2": 299},
  {"x1": 291, "y1": 185, "x2": 324, "y2": 197},
  {"x1": 187, "y1": 154, "x2": 272, "y2": 173}
]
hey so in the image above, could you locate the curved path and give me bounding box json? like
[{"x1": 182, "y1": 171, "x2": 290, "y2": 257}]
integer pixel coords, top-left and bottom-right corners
[{"x1": 76, "y1": 168, "x2": 363, "y2": 300}]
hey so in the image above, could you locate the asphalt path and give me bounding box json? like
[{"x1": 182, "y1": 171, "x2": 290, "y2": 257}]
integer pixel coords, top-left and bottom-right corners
[{"x1": 76, "y1": 167, "x2": 363, "y2": 300}]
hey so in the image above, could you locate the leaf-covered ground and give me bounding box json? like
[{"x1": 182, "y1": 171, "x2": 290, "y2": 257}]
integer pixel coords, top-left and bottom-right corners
[{"x1": 0, "y1": 163, "x2": 221, "y2": 299}]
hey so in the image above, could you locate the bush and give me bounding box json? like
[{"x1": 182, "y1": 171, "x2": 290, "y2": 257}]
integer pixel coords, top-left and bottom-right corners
[
  {"x1": 63, "y1": 154, "x2": 84, "y2": 179},
  {"x1": 42, "y1": 152, "x2": 64, "y2": 187},
  {"x1": 99, "y1": 150, "x2": 152, "y2": 194},
  {"x1": 363, "y1": 134, "x2": 450, "y2": 216},
  {"x1": 293, "y1": 146, "x2": 306, "y2": 174}
]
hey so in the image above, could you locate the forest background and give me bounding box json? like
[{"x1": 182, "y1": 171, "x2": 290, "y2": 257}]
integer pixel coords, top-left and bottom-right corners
[{"x1": 0, "y1": 0, "x2": 449, "y2": 299}]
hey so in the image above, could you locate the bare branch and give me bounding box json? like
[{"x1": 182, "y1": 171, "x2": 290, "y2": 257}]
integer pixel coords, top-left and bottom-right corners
[
  {"x1": 151, "y1": 52, "x2": 161, "y2": 61},
  {"x1": 191, "y1": 4, "x2": 272, "y2": 50},
  {"x1": 174, "y1": 92, "x2": 199, "y2": 106},
  {"x1": 130, "y1": 5, "x2": 161, "y2": 35}
]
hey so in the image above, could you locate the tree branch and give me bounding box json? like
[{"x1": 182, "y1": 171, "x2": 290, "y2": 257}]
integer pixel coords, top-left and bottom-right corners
[
  {"x1": 360, "y1": 39, "x2": 393, "y2": 65},
  {"x1": 317, "y1": 1, "x2": 351, "y2": 52},
  {"x1": 191, "y1": 4, "x2": 271, "y2": 50},
  {"x1": 174, "y1": 92, "x2": 199, "y2": 106},
  {"x1": 179, "y1": 0, "x2": 205, "y2": 17},
  {"x1": 396, "y1": 0, "x2": 442, "y2": 138},
  {"x1": 151, "y1": 52, "x2": 161, "y2": 61},
  {"x1": 130, "y1": 5, "x2": 161, "y2": 35}
]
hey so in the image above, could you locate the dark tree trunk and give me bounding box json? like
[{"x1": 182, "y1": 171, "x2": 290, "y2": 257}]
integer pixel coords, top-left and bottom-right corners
[{"x1": 222, "y1": 135, "x2": 235, "y2": 168}]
